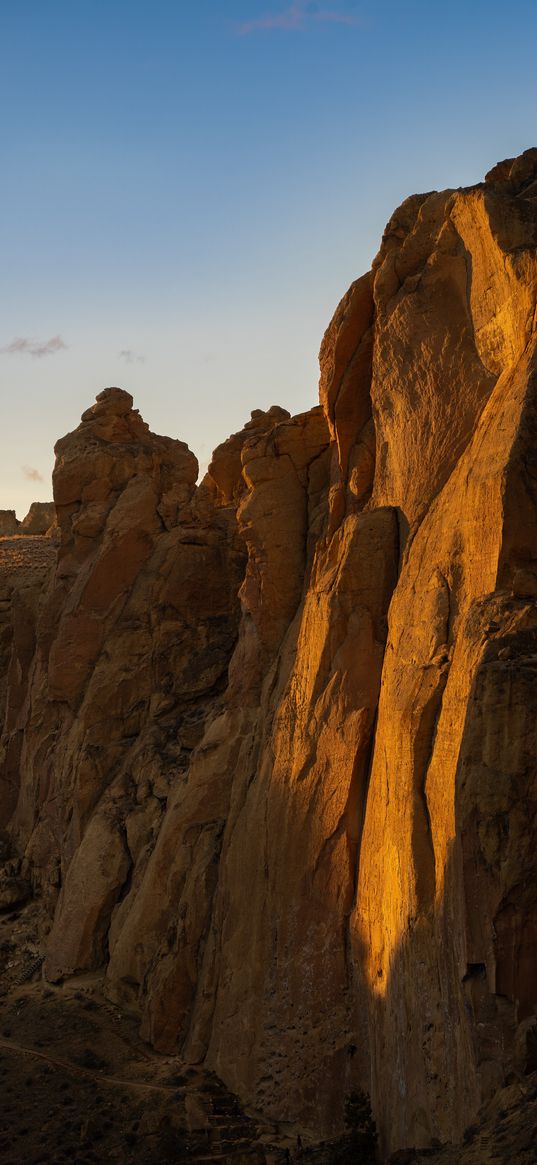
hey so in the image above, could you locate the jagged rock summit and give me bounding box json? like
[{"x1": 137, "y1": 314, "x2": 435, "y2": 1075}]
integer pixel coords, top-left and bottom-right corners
[
  {"x1": 0, "y1": 502, "x2": 55, "y2": 536},
  {"x1": 1, "y1": 150, "x2": 537, "y2": 1160}
]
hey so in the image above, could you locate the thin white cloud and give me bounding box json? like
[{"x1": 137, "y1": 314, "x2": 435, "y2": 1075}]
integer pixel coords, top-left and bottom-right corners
[
  {"x1": 119, "y1": 349, "x2": 145, "y2": 365},
  {"x1": 238, "y1": 1, "x2": 360, "y2": 34},
  {"x1": 0, "y1": 335, "x2": 68, "y2": 358},
  {"x1": 22, "y1": 465, "x2": 44, "y2": 483}
]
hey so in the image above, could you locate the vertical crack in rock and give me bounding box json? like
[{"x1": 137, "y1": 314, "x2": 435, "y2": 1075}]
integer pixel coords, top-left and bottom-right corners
[{"x1": 2, "y1": 149, "x2": 537, "y2": 1159}]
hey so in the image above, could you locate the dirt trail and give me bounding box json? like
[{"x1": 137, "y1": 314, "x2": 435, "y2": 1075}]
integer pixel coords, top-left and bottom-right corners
[
  {"x1": 0, "y1": 900, "x2": 280, "y2": 1164},
  {"x1": 0, "y1": 1035, "x2": 188, "y2": 1095}
]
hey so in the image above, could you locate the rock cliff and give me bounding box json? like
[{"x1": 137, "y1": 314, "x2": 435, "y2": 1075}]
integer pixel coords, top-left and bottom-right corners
[
  {"x1": 0, "y1": 502, "x2": 55, "y2": 537},
  {"x1": 1, "y1": 150, "x2": 537, "y2": 1159}
]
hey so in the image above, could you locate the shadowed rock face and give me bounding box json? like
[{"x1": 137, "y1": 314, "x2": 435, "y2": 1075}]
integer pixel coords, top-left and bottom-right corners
[
  {"x1": 0, "y1": 511, "x2": 19, "y2": 536},
  {"x1": 0, "y1": 503, "x2": 55, "y2": 536},
  {"x1": 19, "y1": 502, "x2": 56, "y2": 535},
  {"x1": 1, "y1": 152, "x2": 537, "y2": 1158}
]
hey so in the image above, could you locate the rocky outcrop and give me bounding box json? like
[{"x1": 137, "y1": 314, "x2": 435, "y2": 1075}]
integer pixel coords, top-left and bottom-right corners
[
  {"x1": 0, "y1": 503, "x2": 55, "y2": 537},
  {"x1": 1, "y1": 152, "x2": 537, "y2": 1160},
  {"x1": 0, "y1": 511, "x2": 19, "y2": 536},
  {"x1": 353, "y1": 148, "x2": 537, "y2": 1153},
  {"x1": 19, "y1": 501, "x2": 56, "y2": 535},
  {"x1": 2, "y1": 389, "x2": 249, "y2": 938},
  {"x1": 0, "y1": 536, "x2": 56, "y2": 826}
]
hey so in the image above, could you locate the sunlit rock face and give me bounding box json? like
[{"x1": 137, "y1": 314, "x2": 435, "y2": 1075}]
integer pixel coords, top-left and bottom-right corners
[
  {"x1": 19, "y1": 502, "x2": 56, "y2": 535},
  {"x1": 1, "y1": 151, "x2": 537, "y2": 1158},
  {"x1": 353, "y1": 148, "x2": 537, "y2": 1153}
]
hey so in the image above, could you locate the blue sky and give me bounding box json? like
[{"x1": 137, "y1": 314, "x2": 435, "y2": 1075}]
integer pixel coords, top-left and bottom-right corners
[{"x1": 1, "y1": 0, "x2": 536, "y2": 515}]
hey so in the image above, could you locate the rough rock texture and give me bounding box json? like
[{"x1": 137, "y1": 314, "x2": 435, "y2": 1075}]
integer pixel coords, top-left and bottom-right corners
[
  {"x1": 2, "y1": 152, "x2": 537, "y2": 1160},
  {"x1": 19, "y1": 500, "x2": 56, "y2": 535},
  {"x1": 0, "y1": 511, "x2": 19, "y2": 536},
  {"x1": 353, "y1": 147, "x2": 537, "y2": 1153},
  {"x1": 387, "y1": 1069, "x2": 537, "y2": 1165},
  {"x1": 2, "y1": 389, "x2": 250, "y2": 954},
  {"x1": 0, "y1": 535, "x2": 57, "y2": 824},
  {"x1": 0, "y1": 502, "x2": 55, "y2": 536}
]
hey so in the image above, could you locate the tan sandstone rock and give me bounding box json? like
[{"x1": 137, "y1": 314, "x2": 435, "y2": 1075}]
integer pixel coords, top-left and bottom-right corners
[
  {"x1": 0, "y1": 511, "x2": 19, "y2": 536},
  {"x1": 1, "y1": 151, "x2": 537, "y2": 1161},
  {"x1": 19, "y1": 502, "x2": 55, "y2": 535}
]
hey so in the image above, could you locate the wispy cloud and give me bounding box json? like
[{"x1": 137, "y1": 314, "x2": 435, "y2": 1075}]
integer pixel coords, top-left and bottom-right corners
[
  {"x1": 0, "y1": 335, "x2": 68, "y2": 359},
  {"x1": 22, "y1": 465, "x2": 44, "y2": 483},
  {"x1": 238, "y1": 1, "x2": 360, "y2": 34},
  {"x1": 119, "y1": 349, "x2": 145, "y2": 365}
]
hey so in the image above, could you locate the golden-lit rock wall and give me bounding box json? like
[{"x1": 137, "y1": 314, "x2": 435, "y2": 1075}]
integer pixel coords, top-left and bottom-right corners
[{"x1": 1, "y1": 150, "x2": 537, "y2": 1157}]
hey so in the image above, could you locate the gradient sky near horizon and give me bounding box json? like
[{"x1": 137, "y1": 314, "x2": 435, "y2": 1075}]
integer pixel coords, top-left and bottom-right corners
[{"x1": 2, "y1": 0, "x2": 537, "y2": 516}]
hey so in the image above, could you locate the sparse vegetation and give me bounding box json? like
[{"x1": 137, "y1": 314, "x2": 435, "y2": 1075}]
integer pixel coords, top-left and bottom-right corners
[{"x1": 340, "y1": 1090, "x2": 378, "y2": 1163}]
